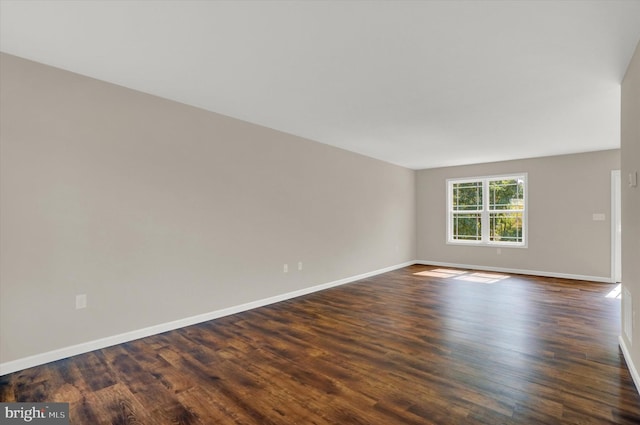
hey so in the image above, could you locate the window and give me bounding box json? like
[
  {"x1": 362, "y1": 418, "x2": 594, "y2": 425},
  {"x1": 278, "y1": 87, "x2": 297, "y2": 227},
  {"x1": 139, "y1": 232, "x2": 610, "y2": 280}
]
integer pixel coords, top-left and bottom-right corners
[{"x1": 447, "y1": 174, "x2": 527, "y2": 247}]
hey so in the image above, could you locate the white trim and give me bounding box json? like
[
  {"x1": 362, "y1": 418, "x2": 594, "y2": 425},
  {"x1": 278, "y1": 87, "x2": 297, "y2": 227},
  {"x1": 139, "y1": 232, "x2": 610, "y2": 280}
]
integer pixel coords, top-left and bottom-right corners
[
  {"x1": 619, "y1": 336, "x2": 640, "y2": 396},
  {"x1": 415, "y1": 260, "x2": 614, "y2": 283},
  {"x1": 446, "y1": 173, "x2": 528, "y2": 248},
  {"x1": 0, "y1": 261, "x2": 415, "y2": 376},
  {"x1": 611, "y1": 170, "x2": 622, "y2": 283}
]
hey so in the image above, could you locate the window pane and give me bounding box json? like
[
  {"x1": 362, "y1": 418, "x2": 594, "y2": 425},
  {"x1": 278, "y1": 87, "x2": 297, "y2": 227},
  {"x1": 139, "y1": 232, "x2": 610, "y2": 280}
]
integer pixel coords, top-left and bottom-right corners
[
  {"x1": 452, "y1": 181, "x2": 482, "y2": 211},
  {"x1": 489, "y1": 212, "x2": 523, "y2": 243},
  {"x1": 489, "y1": 179, "x2": 524, "y2": 210},
  {"x1": 452, "y1": 213, "x2": 482, "y2": 241}
]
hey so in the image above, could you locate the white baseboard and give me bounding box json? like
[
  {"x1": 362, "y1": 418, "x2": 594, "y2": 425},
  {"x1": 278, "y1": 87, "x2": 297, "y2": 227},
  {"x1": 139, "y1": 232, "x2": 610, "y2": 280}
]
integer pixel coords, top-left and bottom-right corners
[
  {"x1": 415, "y1": 260, "x2": 614, "y2": 283},
  {"x1": 619, "y1": 336, "x2": 640, "y2": 396},
  {"x1": 0, "y1": 261, "x2": 415, "y2": 376}
]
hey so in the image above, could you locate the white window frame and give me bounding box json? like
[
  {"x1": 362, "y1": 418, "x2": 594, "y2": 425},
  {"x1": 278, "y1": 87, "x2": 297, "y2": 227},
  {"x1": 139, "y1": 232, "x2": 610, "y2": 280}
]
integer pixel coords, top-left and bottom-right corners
[{"x1": 446, "y1": 173, "x2": 528, "y2": 248}]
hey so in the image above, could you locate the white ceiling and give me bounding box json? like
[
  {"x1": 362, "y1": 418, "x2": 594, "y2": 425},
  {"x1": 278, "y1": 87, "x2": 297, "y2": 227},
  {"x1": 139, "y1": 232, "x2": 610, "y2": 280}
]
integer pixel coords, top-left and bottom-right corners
[{"x1": 1, "y1": 0, "x2": 640, "y2": 169}]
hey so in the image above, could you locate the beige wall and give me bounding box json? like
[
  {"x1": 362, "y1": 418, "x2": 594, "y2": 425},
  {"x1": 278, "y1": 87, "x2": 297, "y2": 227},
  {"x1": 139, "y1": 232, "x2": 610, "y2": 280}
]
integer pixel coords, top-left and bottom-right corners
[
  {"x1": 0, "y1": 50, "x2": 628, "y2": 374},
  {"x1": 621, "y1": 41, "x2": 640, "y2": 385},
  {"x1": 416, "y1": 150, "x2": 620, "y2": 280},
  {"x1": 0, "y1": 53, "x2": 416, "y2": 365}
]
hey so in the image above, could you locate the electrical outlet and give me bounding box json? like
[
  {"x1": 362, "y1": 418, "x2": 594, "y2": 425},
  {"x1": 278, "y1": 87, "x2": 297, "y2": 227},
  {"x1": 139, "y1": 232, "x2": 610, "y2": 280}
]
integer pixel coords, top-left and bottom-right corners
[
  {"x1": 298, "y1": 262, "x2": 303, "y2": 271},
  {"x1": 283, "y1": 264, "x2": 288, "y2": 273},
  {"x1": 76, "y1": 294, "x2": 87, "y2": 309}
]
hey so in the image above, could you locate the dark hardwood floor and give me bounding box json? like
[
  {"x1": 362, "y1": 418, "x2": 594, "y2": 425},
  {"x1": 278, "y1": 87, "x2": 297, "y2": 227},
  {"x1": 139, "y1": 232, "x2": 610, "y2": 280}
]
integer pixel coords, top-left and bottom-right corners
[{"x1": 2, "y1": 264, "x2": 640, "y2": 424}]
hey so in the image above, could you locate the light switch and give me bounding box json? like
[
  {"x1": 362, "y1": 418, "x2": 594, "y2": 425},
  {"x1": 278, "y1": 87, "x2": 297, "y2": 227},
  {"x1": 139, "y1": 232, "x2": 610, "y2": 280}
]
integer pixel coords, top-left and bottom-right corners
[{"x1": 76, "y1": 294, "x2": 87, "y2": 309}]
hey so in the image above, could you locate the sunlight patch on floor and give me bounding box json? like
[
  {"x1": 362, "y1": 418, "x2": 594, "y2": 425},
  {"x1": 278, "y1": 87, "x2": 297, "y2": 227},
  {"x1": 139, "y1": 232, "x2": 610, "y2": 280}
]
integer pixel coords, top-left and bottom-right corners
[
  {"x1": 414, "y1": 268, "x2": 466, "y2": 278},
  {"x1": 606, "y1": 283, "x2": 622, "y2": 299},
  {"x1": 454, "y1": 272, "x2": 510, "y2": 284},
  {"x1": 414, "y1": 268, "x2": 510, "y2": 284}
]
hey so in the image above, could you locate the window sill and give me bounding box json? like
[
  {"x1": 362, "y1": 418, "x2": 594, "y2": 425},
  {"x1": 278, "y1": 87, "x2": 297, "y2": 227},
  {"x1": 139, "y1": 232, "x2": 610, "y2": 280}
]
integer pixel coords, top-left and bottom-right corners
[{"x1": 446, "y1": 241, "x2": 528, "y2": 249}]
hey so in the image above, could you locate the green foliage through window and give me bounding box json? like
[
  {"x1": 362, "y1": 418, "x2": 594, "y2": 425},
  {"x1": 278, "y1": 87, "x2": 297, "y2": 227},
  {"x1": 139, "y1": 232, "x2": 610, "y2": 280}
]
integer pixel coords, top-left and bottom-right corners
[
  {"x1": 453, "y1": 182, "x2": 482, "y2": 211},
  {"x1": 448, "y1": 175, "x2": 526, "y2": 246},
  {"x1": 453, "y1": 213, "x2": 482, "y2": 241}
]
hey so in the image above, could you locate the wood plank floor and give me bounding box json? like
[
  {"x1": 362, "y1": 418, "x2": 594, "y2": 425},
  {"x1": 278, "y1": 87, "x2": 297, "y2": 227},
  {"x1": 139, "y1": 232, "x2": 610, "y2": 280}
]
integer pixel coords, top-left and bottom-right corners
[{"x1": 2, "y1": 265, "x2": 640, "y2": 424}]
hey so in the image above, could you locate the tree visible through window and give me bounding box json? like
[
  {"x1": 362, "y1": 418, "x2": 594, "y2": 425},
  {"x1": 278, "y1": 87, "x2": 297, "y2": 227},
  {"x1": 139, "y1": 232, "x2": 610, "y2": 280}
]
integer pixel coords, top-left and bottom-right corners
[{"x1": 448, "y1": 175, "x2": 526, "y2": 246}]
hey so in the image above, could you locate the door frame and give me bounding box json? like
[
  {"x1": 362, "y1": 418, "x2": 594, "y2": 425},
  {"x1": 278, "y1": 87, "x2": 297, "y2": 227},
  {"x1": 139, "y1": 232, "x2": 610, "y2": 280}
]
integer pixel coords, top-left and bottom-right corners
[{"x1": 612, "y1": 170, "x2": 622, "y2": 283}]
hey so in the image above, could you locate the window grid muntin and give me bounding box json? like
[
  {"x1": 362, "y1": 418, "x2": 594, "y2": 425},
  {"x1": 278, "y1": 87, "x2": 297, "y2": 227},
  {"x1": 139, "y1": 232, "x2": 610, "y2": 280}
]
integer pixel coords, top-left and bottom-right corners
[
  {"x1": 489, "y1": 212, "x2": 523, "y2": 243},
  {"x1": 452, "y1": 212, "x2": 482, "y2": 241},
  {"x1": 452, "y1": 181, "x2": 483, "y2": 211},
  {"x1": 488, "y1": 178, "x2": 524, "y2": 211}
]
